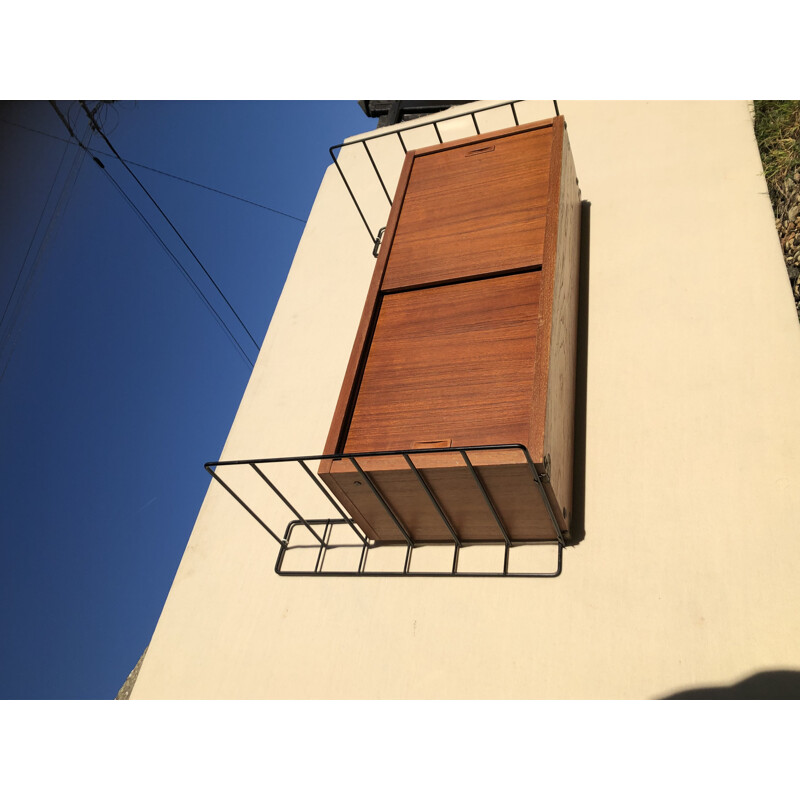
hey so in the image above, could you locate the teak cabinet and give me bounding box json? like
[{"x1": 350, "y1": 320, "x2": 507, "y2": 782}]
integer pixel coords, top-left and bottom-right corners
[{"x1": 320, "y1": 116, "x2": 581, "y2": 544}]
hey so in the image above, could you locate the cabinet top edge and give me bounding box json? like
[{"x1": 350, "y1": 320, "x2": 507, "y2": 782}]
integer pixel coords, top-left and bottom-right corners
[{"x1": 407, "y1": 116, "x2": 561, "y2": 160}]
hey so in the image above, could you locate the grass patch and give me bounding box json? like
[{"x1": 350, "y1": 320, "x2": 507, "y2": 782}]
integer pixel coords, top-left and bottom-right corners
[
  {"x1": 753, "y1": 100, "x2": 800, "y2": 217},
  {"x1": 754, "y1": 101, "x2": 800, "y2": 321}
]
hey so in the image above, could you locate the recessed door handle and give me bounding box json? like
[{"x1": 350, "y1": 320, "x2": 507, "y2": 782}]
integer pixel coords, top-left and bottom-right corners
[{"x1": 466, "y1": 145, "x2": 495, "y2": 156}]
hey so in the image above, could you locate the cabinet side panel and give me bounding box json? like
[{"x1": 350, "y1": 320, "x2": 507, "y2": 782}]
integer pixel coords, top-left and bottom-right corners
[
  {"x1": 529, "y1": 116, "x2": 565, "y2": 464},
  {"x1": 542, "y1": 128, "x2": 582, "y2": 534}
]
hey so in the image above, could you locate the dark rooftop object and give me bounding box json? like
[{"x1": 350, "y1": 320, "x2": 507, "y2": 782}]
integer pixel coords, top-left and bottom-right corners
[{"x1": 358, "y1": 101, "x2": 475, "y2": 128}]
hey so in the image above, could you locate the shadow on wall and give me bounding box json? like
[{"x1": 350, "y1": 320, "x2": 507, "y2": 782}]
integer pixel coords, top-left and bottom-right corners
[
  {"x1": 569, "y1": 200, "x2": 591, "y2": 546},
  {"x1": 662, "y1": 670, "x2": 800, "y2": 699}
]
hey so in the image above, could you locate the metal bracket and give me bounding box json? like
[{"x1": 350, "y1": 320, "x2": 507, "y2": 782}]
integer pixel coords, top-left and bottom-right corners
[{"x1": 372, "y1": 226, "x2": 386, "y2": 258}]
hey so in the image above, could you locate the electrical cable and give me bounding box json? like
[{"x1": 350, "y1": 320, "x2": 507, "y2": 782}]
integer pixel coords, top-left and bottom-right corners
[
  {"x1": 109, "y1": 157, "x2": 307, "y2": 223},
  {"x1": 0, "y1": 135, "x2": 71, "y2": 332},
  {"x1": 99, "y1": 164, "x2": 254, "y2": 369},
  {"x1": 0, "y1": 116, "x2": 306, "y2": 223},
  {"x1": 48, "y1": 102, "x2": 254, "y2": 369},
  {"x1": 0, "y1": 115, "x2": 93, "y2": 385},
  {"x1": 81, "y1": 100, "x2": 261, "y2": 354}
]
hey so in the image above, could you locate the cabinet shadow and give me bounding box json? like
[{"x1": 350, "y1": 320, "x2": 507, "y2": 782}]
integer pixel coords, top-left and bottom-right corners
[
  {"x1": 662, "y1": 670, "x2": 800, "y2": 699},
  {"x1": 569, "y1": 199, "x2": 591, "y2": 545}
]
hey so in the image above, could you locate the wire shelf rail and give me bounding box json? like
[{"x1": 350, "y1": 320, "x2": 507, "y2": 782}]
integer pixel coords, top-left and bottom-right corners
[
  {"x1": 329, "y1": 100, "x2": 560, "y2": 250},
  {"x1": 205, "y1": 444, "x2": 564, "y2": 578}
]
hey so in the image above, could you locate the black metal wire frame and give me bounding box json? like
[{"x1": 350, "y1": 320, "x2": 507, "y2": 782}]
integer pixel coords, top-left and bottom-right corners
[
  {"x1": 204, "y1": 443, "x2": 565, "y2": 578},
  {"x1": 329, "y1": 100, "x2": 560, "y2": 250}
]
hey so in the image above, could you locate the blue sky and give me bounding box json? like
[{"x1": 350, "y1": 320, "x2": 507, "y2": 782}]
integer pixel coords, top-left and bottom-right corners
[{"x1": 0, "y1": 100, "x2": 370, "y2": 699}]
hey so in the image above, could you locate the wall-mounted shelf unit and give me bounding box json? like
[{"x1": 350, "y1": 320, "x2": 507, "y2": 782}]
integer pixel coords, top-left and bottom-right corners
[
  {"x1": 206, "y1": 445, "x2": 563, "y2": 578},
  {"x1": 321, "y1": 114, "x2": 582, "y2": 548},
  {"x1": 207, "y1": 104, "x2": 581, "y2": 579}
]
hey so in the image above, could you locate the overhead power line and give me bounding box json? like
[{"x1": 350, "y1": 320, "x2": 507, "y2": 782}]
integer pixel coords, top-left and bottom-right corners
[
  {"x1": 79, "y1": 101, "x2": 261, "y2": 354},
  {"x1": 120, "y1": 159, "x2": 307, "y2": 223},
  {"x1": 99, "y1": 159, "x2": 254, "y2": 369},
  {"x1": 48, "y1": 101, "x2": 255, "y2": 369},
  {"x1": 0, "y1": 116, "x2": 306, "y2": 222},
  {"x1": 0, "y1": 116, "x2": 93, "y2": 385},
  {"x1": 0, "y1": 136, "x2": 71, "y2": 333}
]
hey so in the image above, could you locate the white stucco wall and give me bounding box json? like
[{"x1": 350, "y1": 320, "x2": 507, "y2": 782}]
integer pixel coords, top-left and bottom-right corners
[{"x1": 131, "y1": 101, "x2": 800, "y2": 699}]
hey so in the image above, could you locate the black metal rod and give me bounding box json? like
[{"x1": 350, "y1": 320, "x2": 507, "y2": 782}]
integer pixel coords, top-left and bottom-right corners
[
  {"x1": 297, "y1": 460, "x2": 368, "y2": 545},
  {"x1": 282, "y1": 520, "x2": 553, "y2": 549},
  {"x1": 208, "y1": 443, "x2": 534, "y2": 469},
  {"x1": 314, "y1": 521, "x2": 330, "y2": 573},
  {"x1": 205, "y1": 466, "x2": 285, "y2": 547},
  {"x1": 276, "y1": 520, "x2": 562, "y2": 578},
  {"x1": 274, "y1": 525, "x2": 289, "y2": 573},
  {"x1": 402, "y1": 453, "x2": 461, "y2": 547},
  {"x1": 358, "y1": 538, "x2": 368, "y2": 573},
  {"x1": 328, "y1": 146, "x2": 375, "y2": 244},
  {"x1": 333, "y1": 101, "x2": 525, "y2": 153},
  {"x1": 372, "y1": 226, "x2": 386, "y2": 259},
  {"x1": 553, "y1": 100, "x2": 560, "y2": 116},
  {"x1": 349, "y1": 456, "x2": 414, "y2": 547},
  {"x1": 459, "y1": 450, "x2": 512, "y2": 546},
  {"x1": 518, "y1": 447, "x2": 566, "y2": 547},
  {"x1": 278, "y1": 569, "x2": 559, "y2": 578},
  {"x1": 327, "y1": 102, "x2": 534, "y2": 257},
  {"x1": 251, "y1": 464, "x2": 325, "y2": 545},
  {"x1": 361, "y1": 139, "x2": 392, "y2": 205}
]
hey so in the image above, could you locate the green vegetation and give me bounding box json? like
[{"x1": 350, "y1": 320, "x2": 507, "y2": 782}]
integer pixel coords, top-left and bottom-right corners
[
  {"x1": 753, "y1": 100, "x2": 800, "y2": 320},
  {"x1": 754, "y1": 101, "x2": 800, "y2": 216}
]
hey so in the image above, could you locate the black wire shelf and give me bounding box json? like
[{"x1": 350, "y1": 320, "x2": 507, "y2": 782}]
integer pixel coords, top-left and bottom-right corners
[
  {"x1": 202, "y1": 102, "x2": 569, "y2": 579},
  {"x1": 205, "y1": 444, "x2": 564, "y2": 578},
  {"x1": 329, "y1": 100, "x2": 560, "y2": 253}
]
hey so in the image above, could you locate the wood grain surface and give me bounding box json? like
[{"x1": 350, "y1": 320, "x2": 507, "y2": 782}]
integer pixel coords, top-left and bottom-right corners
[
  {"x1": 541, "y1": 128, "x2": 582, "y2": 535},
  {"x1": 324, "y1": 461, "x2": 557, "y2": 543},
  {"x1": 529, "y1": 116, "x2": 565, "y2": 468},
  {"x1": 344, "y1": 271, "x2": 541, "y2": 454},
  {"x1": 319, "y1": 115, "x2": 579, "y2": 544},
  {"x1": 382, "y1": 126, "x2": 553, "y2": 291}
]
